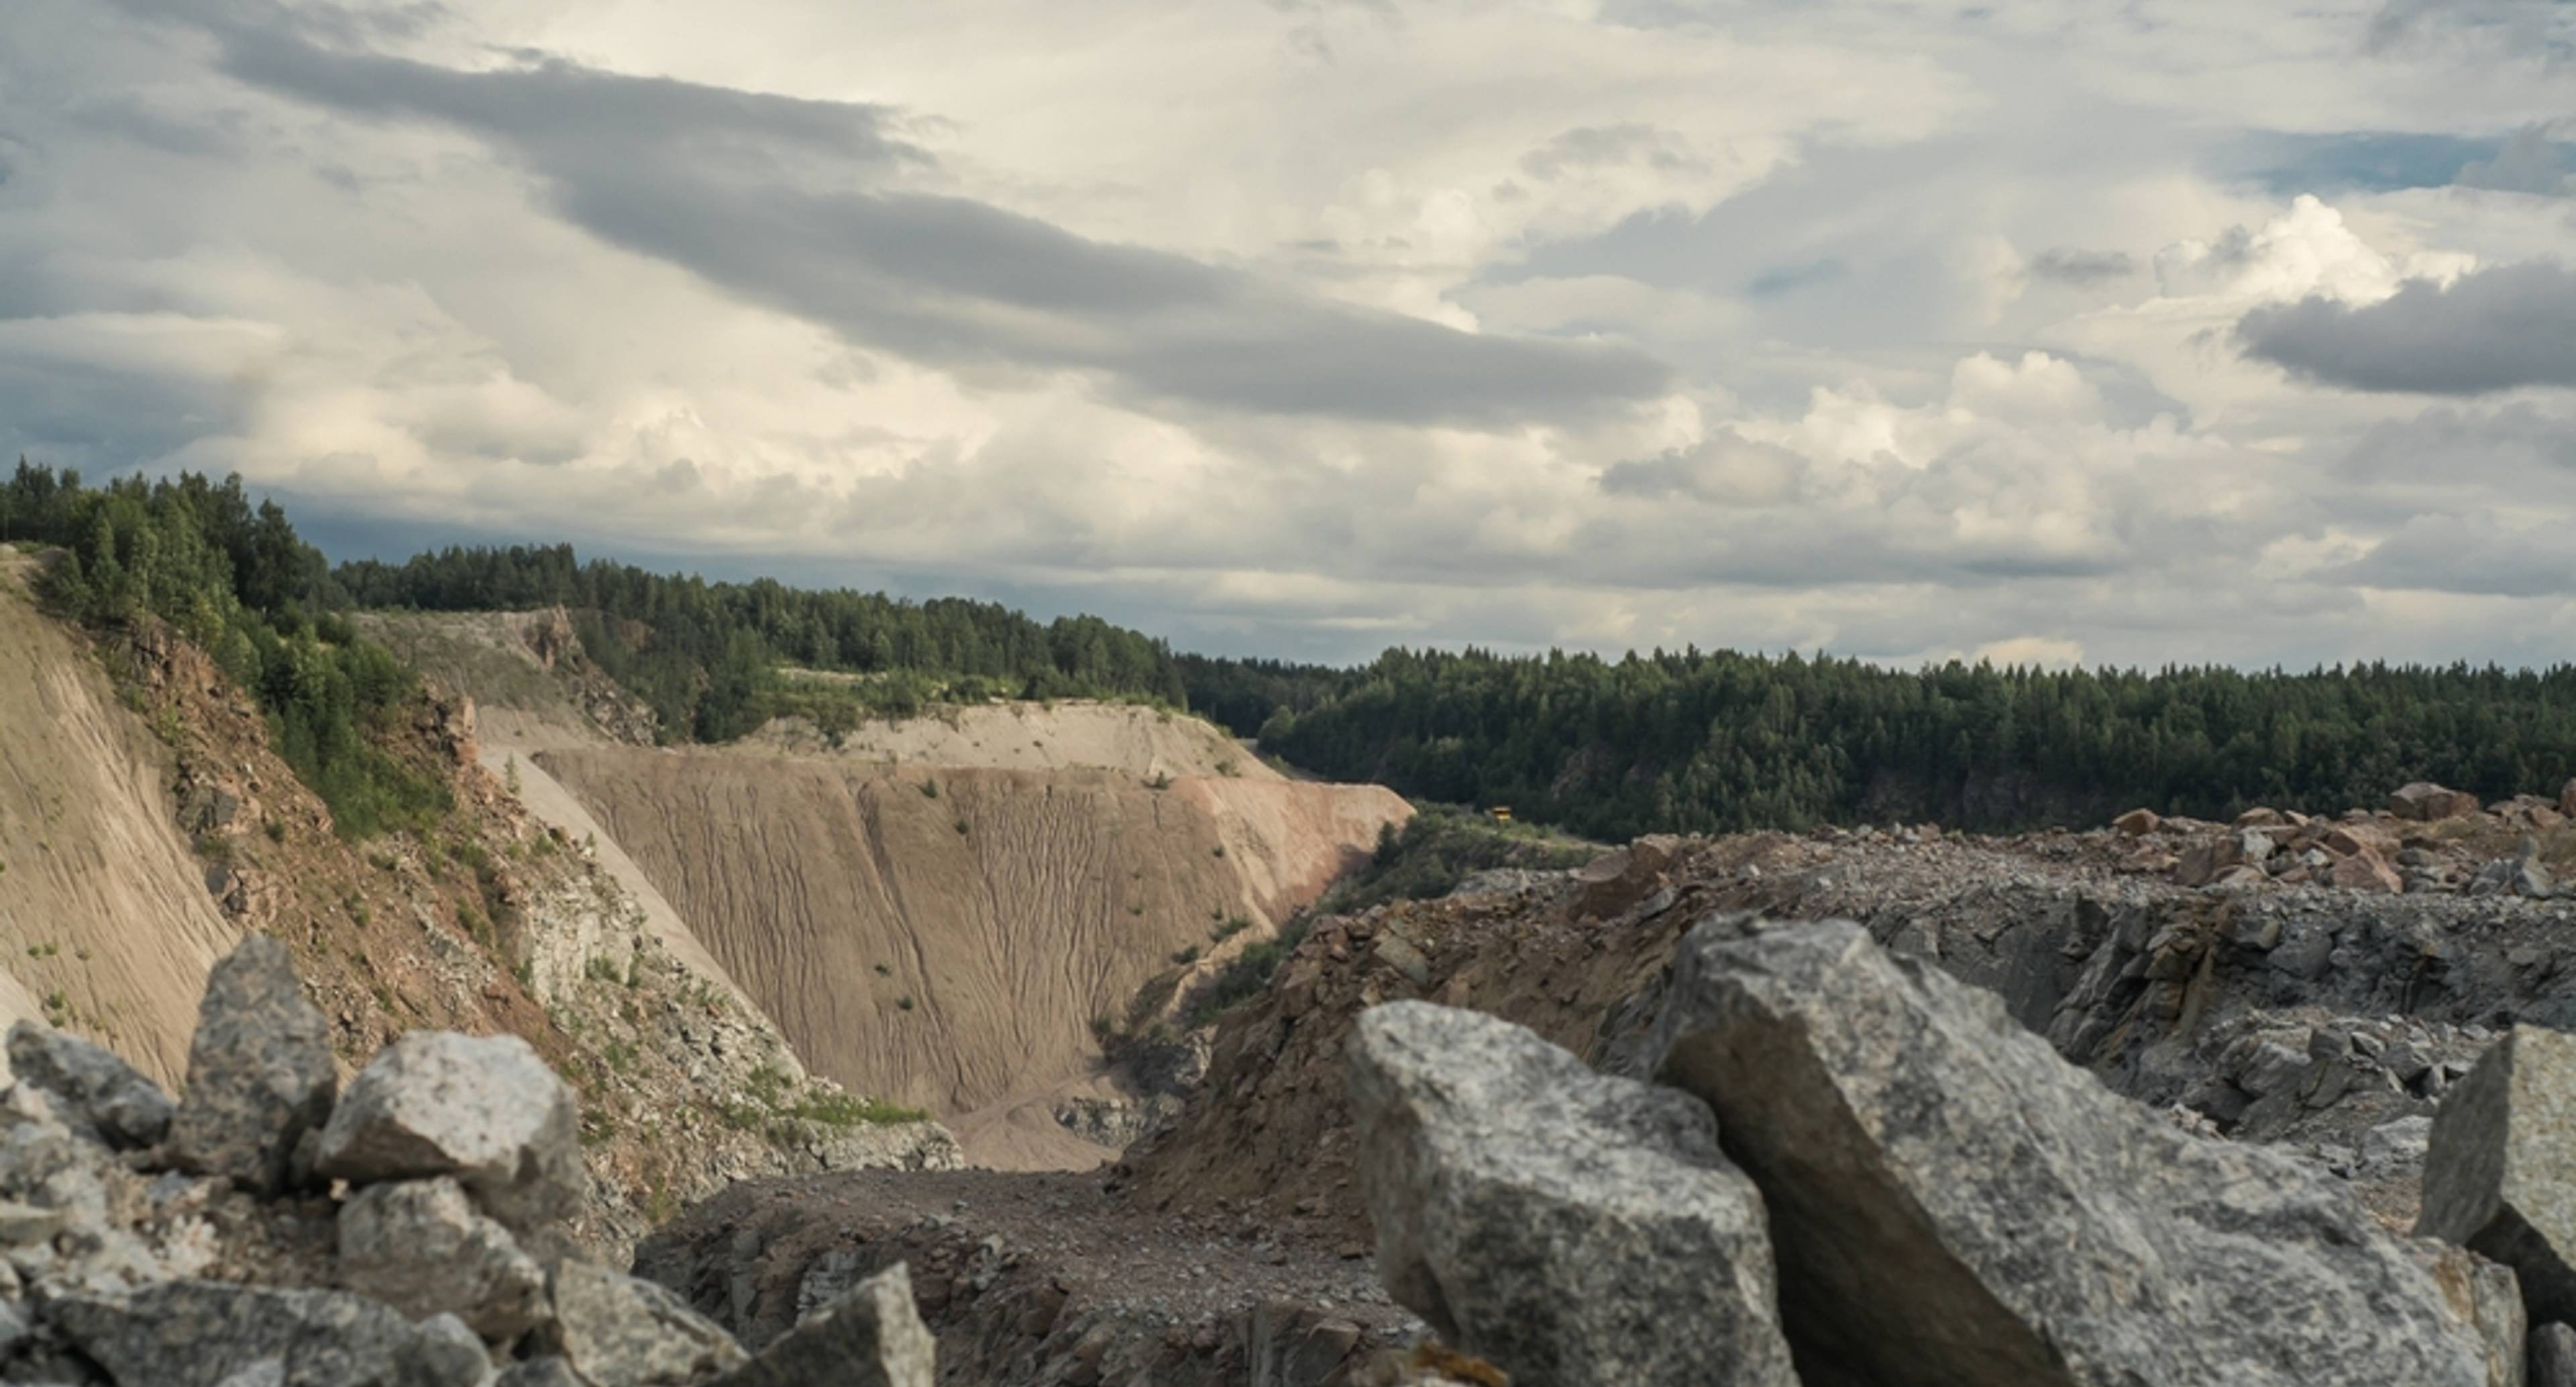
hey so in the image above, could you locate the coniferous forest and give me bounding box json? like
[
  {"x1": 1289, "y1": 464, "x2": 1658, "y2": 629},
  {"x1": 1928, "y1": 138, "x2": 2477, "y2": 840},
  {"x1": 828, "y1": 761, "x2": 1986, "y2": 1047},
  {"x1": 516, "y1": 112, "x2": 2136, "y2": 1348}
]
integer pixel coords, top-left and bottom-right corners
[{"x1": 11, "y1": 462, "x2": 2576, "y2": 841}]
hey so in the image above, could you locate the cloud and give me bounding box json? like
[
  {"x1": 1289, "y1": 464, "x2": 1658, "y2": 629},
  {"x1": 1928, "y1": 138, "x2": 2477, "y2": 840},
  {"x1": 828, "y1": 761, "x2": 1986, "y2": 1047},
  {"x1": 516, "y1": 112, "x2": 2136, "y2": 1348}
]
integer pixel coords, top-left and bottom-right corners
[
  {"x1": 2027, "y1": 248, "x2": 2136, "y2": 285},
  {"x1": 2456, "y1": 123, "x2": 2576, "y2": 194},
  {"x1": 2330, "y1": 512, "x2": 2576, "y2": 597},
  {"x1": 2237, "y1": 260, "x2": 2576, "y2": 394},
  {"x1": 1598, "y1": 429, "x2": 1802, "y2": 505},
  {"x1": 152, "y1": 2, "x2": 1673, "y2": 429},
  {"x1": 2366, "y1": 0, "x2": 2576, "y2": 62}
]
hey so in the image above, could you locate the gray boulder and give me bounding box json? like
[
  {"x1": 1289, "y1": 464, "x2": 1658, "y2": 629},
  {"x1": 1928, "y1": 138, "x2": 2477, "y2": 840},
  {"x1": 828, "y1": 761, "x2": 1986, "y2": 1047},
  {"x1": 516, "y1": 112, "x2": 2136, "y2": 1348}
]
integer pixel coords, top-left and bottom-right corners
[
  {"x1": 50, "y1": 1280, "x2": 488, "y2": 1387},
  {"x1": 5, "y1": 1022, "x2": 174, "y2": 1150},
  {"x1": 1652, "y1": 918, "x2": 2496, "y2": 1387},
  {"x1": 537, "y1": 1259, "x2": 747, "y2": 1386},
  {"x1": 705, "y1": 1263, "x2": 934, "y2": 1387},
  {"x1": 313, "y1": 1032, "x2": 583, "y2": 1232},
  {"x1": 494, "y1": 1360, "x2": 584, "y2": 1387},
  {"x1": 166, "y1": 938, "x2": 337, "y2": 1193},
  {"x1": 338, "y1": 1176, "x2": 548, "y2": 1339},
  {"x1": 2420, "y1": 1025, "x2": 2576, "y2": 1325},
  {"x1": 2533, "y1": 1322, "x2": 2576, "y2": 1387},
  {"x1": 1345, "y1": 1001, "x2": 1794, "y2": 1387}
]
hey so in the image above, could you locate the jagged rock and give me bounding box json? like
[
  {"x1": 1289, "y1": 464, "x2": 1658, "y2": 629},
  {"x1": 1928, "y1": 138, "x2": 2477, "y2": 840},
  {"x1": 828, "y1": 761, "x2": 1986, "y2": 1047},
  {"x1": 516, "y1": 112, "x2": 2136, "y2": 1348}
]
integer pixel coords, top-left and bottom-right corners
[
  {"x1": 167, "y1": 938, "x2": 337, "y2": 1193},
  {"x1": 1346, "y1": 1001, "x2": 1795, "y2": 1387},
  {"x1": 2561, "y1": 779, "x2": 2576, "y2": 820},
  {"x1": 2394, "y1": 782, "x2": 2482, "y2": 821},
  {"x1": 1652, "y1": 918, "x2": 2494, "y2": 1387},
  {"x1": 50, "y1": 1280, "x2": 489, "y2": 1387},
  {"x1": 2330, "y1": 844, "x2": 2405, "y2": 893},
  {"x1": 5, "y1": 1021, "x2": 174, "y2": 1149},
  {"x1": 2112, "y1": 808, "x2": 2159, "y2": 836},
  {"x1": 314, "y1": 1032, "x2": 582, "y2": 1232},
  {"x1": 538, "y1": 1258, "x2": 748, "y2": 1386},
  {"x1": 338, "y1": 1176, "x2": 548, "y2": 1339},
  {"x1": 704, "y1": 1263, "x2": 934, "y2": 1387},
  {"x1": 2420, "y1": 1025, "x2": 2576, "y2": 1325},
  {"x1": 2532, "y1": 1322, "x2": 2576, "y2": 1387}
]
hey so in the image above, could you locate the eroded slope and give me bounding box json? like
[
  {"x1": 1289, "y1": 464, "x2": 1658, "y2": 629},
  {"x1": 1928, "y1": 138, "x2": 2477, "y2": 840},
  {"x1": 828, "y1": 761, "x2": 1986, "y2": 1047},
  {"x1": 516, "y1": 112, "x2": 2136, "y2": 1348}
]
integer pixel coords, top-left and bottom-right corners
[
  {"x1": 537, "y1": 747, "x2": 1408, "y2": 1131},
  {"x1": 0, "y1": 555, "x2": 240, "y2": 1084}
]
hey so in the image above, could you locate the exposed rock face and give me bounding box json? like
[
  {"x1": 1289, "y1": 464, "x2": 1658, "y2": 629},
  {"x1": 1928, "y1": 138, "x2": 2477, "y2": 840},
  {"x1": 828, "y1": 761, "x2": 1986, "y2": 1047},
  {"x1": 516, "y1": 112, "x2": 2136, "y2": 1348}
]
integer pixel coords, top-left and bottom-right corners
[
  {"x1": 50, "y1": 1281, "x2": 488, "y2": 1387},
  {"x1": 705, "y1": 1264, "x2": 934, "y2": 1387},
  {"x1": 167, "y1": 938, "x2": 338, "y2": 1193},
  {"x1": 315, "y1": 1031, "x2": 584, "y2": 1233},
  {"x1": 5, "y1": 1022, "x2": 174, "y2": 1150},
  {"x1": 1346, "y1": 1002, "x2": 1794, "y2": 1387},
  {"x1": 1651, "y1": 917, "x2": 2494, "y2": 1387},
  {"x1": 2420, "y1": 1026, "x2": 2576, "y2": 1325},
  {"x1": 337, "y1": 1176, "x2": 549, "y2": 1339},
  {"x1": 539, "y1": 1259, "x2": 749, "y2": 1386}
]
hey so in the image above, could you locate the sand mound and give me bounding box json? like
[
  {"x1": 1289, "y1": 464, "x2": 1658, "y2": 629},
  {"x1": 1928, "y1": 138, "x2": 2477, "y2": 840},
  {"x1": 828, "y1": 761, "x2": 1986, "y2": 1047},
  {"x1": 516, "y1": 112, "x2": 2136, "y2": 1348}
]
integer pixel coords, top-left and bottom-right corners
[{"x1": 0, "y1": 558, "x2": 241, "y2": 1085}]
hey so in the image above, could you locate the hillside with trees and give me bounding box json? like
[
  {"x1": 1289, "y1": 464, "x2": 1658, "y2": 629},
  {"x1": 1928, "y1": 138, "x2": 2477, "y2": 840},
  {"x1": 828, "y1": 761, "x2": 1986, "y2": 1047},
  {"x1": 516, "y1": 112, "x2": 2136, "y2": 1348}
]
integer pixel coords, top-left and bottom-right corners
[
  {"x1": 335, "y1": 544, "x2": 1187, "y2": 741},
  {"x1": 1250, "y1": 647, "x2": 2576, "y2": 839}
]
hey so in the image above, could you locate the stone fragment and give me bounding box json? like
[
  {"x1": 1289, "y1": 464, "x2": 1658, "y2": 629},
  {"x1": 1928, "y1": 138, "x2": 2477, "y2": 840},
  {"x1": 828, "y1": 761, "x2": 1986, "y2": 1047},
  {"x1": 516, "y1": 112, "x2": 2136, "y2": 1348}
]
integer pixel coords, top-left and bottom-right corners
[
  {"x1": 2420, "y1": 1026, "x2": 2576, "y2": 1325},
  {"x1": 2561, "y1": 779, "x2": 2576, "y2": 820},
  {"x1": 538, "y1": 1259, "x2": 748, "y2": 1386},
  {"x1": 2532, "y1": 1322, "x2": 2576, "y2": 1387},
  {"x1": 2394, "y1": 782, "x2": 2483, "y2": 821},
  {"x1": 1347, "y1": 1001, "x2": 1796, "y2": 1387},
  {"x1": 1652, "y1": 918, "x2": 2492, "y2": 1387},
  {"x1": 338, "y1": 1176, "x2": 548, "y2": 1339},
  {"x1": 495, "y1": 1360, "x2": 585, "y2": 1387},
  {"x1": 50, "y1": 1280, "x2": 488, "y2": 1387},
  {"x1": 314, "y1": 1032, "x2": 582, "y2": 1231},
  {"x1": 2331, "y1": 845, "x2": 2406, "y2": 893},
  {"x1": 704, "y1": 1263, "x2": 934, "y2": 1387},
  {"x1": 167, "y1": 938, "x2": 337, "y2": 1193},
  {"x1": 5, "y1": 1021, "x2": 175, "y2": 1150},
  {"x1": 2112, "y1": 808, "x2": 2160, "y2": 836}
]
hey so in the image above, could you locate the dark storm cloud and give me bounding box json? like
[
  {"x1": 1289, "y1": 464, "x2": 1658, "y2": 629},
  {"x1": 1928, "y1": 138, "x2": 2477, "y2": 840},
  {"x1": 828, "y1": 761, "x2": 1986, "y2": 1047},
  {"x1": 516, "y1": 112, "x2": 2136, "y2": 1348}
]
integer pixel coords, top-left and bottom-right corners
[
  {"x1": 2236, "y1": 261, "x2": 2576, "y2": 394},
  {"x1": 141, "y1": 1, "x2": 1669, "y2": 428},
  {"x1": 2027, "y1": 247, "x2": 2135, "y2": 284}
]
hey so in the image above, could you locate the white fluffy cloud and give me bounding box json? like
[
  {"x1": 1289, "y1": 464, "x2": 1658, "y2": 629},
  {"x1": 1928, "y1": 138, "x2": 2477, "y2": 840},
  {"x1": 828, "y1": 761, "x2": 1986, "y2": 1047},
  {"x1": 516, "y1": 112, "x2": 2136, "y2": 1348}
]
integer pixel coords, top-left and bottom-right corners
[{"x1": 1, "y1": 0, "x2": 2572, "y2": 667}]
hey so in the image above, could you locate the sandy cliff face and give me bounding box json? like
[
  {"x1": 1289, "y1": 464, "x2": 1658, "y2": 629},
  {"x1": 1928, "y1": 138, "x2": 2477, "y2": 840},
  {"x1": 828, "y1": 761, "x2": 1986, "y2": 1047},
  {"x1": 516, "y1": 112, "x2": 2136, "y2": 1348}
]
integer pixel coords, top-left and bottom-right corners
[
  {"x1": 535, "y1": 749, "x2": 1409, "y2": 1128},
  {"x1": 0, "y1": 556, "x2": 241, "y2": 1085}
]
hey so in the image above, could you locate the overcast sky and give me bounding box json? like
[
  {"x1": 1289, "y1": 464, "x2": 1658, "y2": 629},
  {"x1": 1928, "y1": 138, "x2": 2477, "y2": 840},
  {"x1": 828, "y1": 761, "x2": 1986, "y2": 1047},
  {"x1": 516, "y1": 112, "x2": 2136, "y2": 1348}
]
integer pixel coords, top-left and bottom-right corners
[{"x1": 3, "y1": 0, "x2": 2573, "y2": 667}]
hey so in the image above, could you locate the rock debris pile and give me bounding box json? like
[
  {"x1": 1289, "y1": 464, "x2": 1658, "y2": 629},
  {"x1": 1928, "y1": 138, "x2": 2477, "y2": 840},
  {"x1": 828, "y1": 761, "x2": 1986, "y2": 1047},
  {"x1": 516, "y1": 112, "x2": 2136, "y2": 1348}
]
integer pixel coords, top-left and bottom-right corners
[
  {"x1": 0, "y1": 936, "x2": 934, "y2": 1387},
  {"x1": 1350, "y1": 915, "x2": 2576, "y2": 1387}
]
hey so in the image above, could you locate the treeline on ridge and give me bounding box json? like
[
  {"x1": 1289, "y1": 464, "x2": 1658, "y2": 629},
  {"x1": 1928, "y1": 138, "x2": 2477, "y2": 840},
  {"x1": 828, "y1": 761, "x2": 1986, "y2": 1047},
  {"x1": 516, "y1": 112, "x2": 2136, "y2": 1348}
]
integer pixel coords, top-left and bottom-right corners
[
  {"x1": 334, "y1": 543, "x2": 1187, "y2": 741},
  {"x1": 1244, "y1": 647, "x2": 2576, "y2": 840},
  {"x1": 0, "y1": 462, "x2": 448, "y2": 838}
]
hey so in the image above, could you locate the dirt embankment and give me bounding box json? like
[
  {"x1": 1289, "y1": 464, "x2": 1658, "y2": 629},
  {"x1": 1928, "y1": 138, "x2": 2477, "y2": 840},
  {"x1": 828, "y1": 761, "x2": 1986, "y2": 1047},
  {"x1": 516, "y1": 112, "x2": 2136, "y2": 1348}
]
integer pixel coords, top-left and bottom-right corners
[
  {"x1": 535, "y1": 748, "x2": 1408, "y2": 1154},
  {"x1": 0, "y1": 555, "x2": 241, "y2": 1085}
]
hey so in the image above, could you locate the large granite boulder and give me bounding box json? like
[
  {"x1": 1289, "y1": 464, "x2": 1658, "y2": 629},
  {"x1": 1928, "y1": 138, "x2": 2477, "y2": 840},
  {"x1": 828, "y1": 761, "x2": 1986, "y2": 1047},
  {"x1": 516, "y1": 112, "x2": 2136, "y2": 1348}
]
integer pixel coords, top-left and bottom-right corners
[
  {"x1": 537, "y1": 1258, "x2": 748, "y2": 1386},
  {"x1": 1652, "y1": 918, "x2": 2498, "y2": 1387},
  {"x1": 2394, "y1": 782, "x2": 2483, "y2": 821},
  {"x1": 6, "y1": 1021, "x2": 174, "y2": 1149},
  {"x1": 1346, "y1": 1001, "x2": 1796, "y2": 1387},
  {"x1": 313, "y1": 1031, "x2": 583, "y2": 1232},
  {"x1": 50, "y1": 1280, "x2": 488, "y2": 1387},
  {"x1": 166, "y1": 937, "x2": 337, "y2": 1193},
  {"x1": 705, "y1": 1263, "x2": 934, "y2": 1387},
  {"x1": 2419, "y1": 1025, "x2": 2576, "y2": 1325},
  {"x1": 338, "y1": 1176, "x2": 549, "y2": 1339}
]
